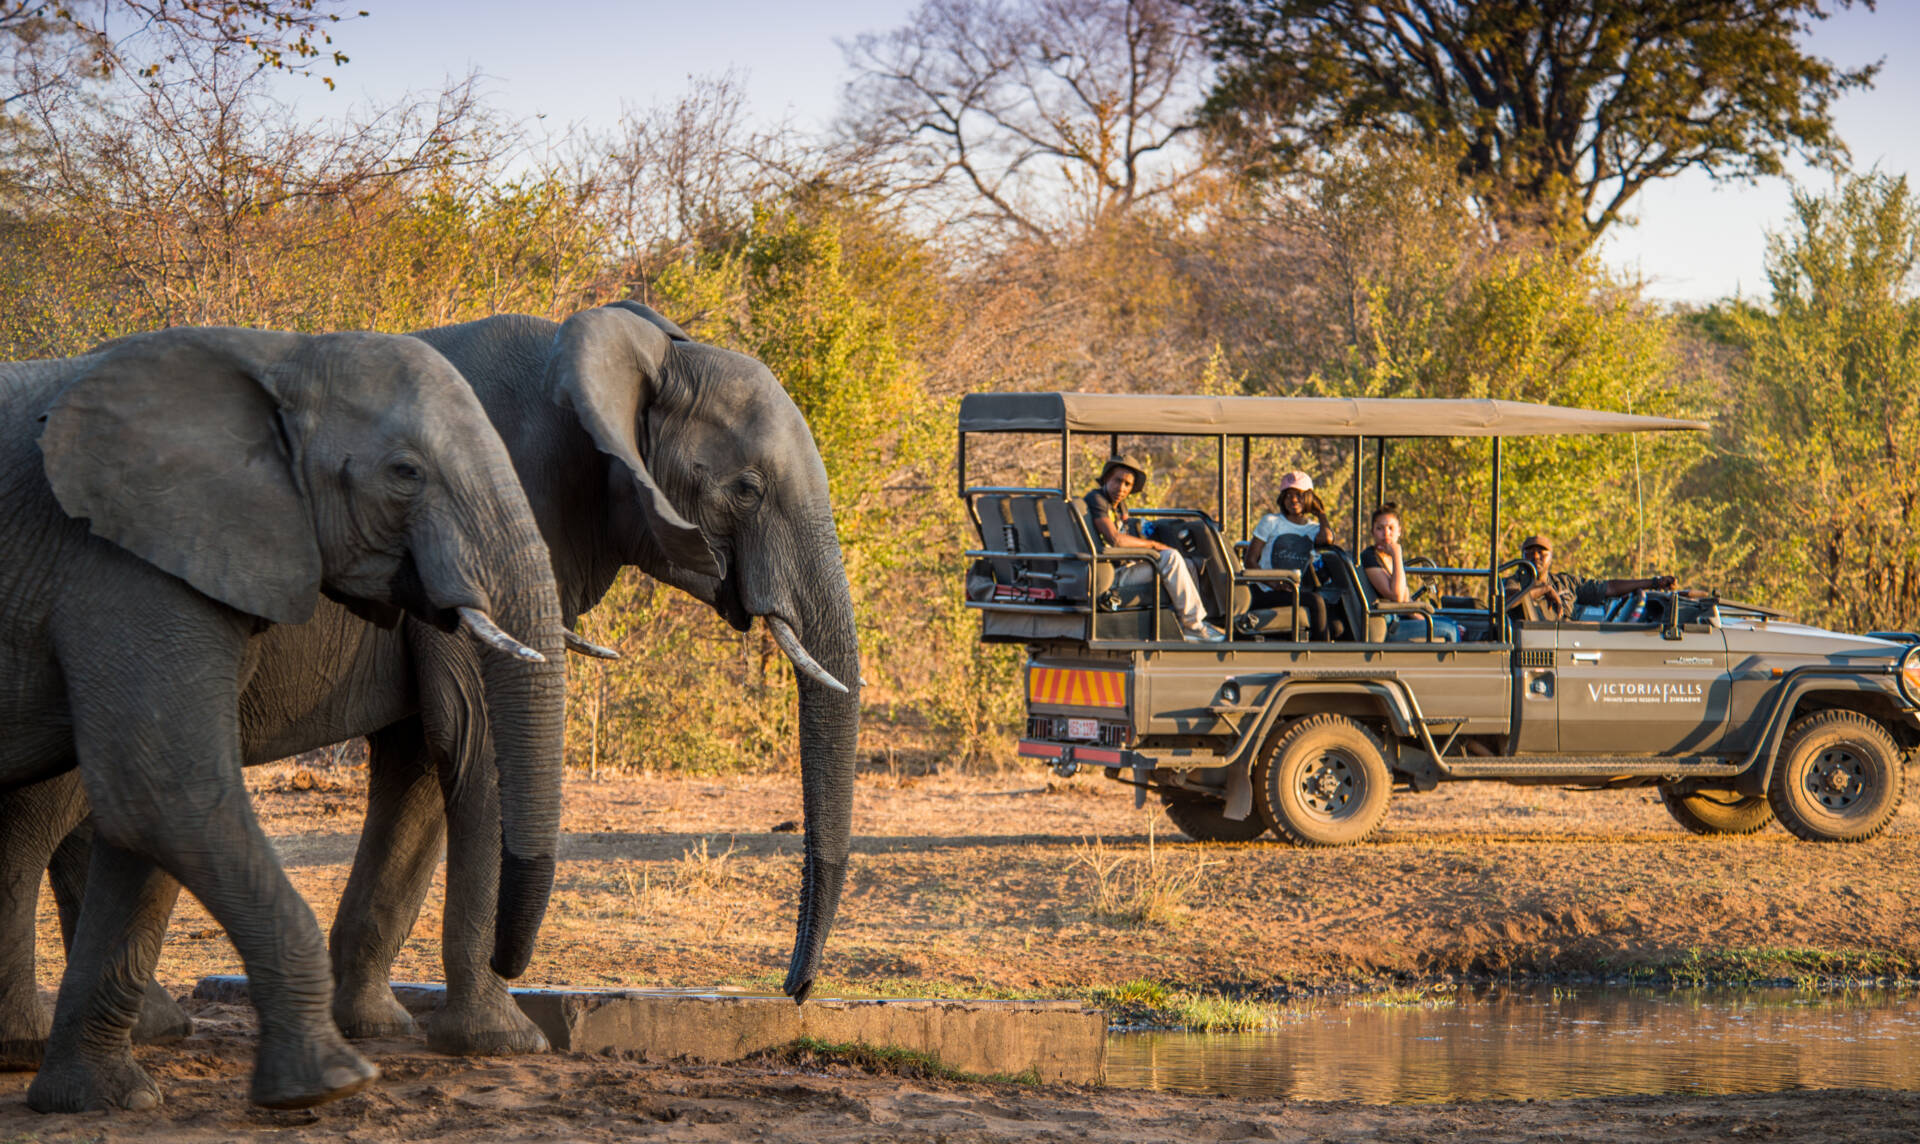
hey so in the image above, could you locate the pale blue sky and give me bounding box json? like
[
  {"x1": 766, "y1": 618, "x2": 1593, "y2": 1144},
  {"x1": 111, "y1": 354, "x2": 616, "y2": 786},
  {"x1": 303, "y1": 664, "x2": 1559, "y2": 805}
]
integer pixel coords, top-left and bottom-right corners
[{"x1": 298, "y1": 1, "x2": 1916, "y2": 305}]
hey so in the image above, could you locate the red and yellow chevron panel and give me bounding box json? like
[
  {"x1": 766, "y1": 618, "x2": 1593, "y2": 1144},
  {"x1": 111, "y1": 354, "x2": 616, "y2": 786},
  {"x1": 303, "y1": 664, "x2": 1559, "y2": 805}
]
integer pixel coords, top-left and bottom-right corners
[{"x1": 1028, "y1": 666, "x2": 1127, "y2": 710}]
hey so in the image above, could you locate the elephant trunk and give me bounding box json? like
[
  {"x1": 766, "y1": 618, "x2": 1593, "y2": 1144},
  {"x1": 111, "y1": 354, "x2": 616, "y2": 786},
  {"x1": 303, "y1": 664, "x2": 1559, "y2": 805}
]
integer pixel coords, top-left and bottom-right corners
[
  {"x1": 476, "y1": 545, "x2": 568, "y2": 978},
  {"x1": 782, "y1": 541, "x2": 862, "y2": 1002}
]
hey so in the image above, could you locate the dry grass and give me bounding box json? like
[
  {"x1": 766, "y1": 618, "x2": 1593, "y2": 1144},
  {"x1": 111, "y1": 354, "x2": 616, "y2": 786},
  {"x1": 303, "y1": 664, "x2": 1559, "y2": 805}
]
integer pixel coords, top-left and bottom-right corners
[{"x1": 1069, "y1": 817, "x2": 1219, "y2": 930}]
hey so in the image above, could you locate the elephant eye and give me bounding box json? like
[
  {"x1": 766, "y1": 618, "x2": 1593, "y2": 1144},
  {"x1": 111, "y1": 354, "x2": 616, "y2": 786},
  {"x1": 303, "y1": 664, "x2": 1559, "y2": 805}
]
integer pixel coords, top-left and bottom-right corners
[
  {"x1": 389, "y1": 460, "x2": 423, "y2": 484},
  {"x1": 733, "y1": 472, "x2": 766, "y2": 505}
]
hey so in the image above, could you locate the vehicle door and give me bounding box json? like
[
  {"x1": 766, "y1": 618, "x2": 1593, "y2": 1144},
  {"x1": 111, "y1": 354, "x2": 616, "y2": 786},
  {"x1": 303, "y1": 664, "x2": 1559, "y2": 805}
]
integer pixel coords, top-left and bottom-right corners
[{"x1": 1553, "y1": 617, "x2": 1731, "y2": 756}]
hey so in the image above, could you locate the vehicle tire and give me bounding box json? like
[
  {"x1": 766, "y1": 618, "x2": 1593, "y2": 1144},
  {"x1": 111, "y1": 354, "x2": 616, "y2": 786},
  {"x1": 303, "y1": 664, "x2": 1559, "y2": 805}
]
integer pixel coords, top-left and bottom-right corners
[
  {"x1": 1658, "y1": 784, "x2": 1775, "y2": 836},
  {"x1": 1767, "y1": 710, "x2": 1905, "y2": 843},
  {"x1": 1159, "y1": 791, "x2": 1269, "y2": 843},
  {"x1": 1252, "y1": 714, "x2": 1392, "y2": 847}
]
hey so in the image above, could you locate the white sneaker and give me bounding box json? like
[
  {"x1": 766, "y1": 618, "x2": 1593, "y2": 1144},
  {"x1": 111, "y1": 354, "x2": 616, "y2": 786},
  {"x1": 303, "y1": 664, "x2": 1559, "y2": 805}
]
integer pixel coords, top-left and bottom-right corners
[{"x1": 1183, "y1": 622, "x2": 1226, "y2": 643}]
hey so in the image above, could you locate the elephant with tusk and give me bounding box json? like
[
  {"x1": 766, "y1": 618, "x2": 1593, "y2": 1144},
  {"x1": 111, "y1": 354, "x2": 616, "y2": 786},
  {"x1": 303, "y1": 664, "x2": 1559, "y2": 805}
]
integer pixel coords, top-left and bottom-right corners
[
  {"x1": 0, "y1": 327, "x2": 567, "y2": 1111},
  {"x1": 0, "y1": 302, "x2": 861, "y2": 1073}
]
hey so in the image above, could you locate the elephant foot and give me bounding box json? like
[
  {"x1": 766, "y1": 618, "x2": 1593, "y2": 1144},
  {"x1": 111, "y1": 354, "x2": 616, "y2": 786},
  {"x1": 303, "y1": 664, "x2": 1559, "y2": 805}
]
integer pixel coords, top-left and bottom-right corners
[
  {"x1": 26, "y1": 1048, "x2": 161, "y2": 1112},
  {"x1": 248, "y1": 1031, "x2": 378, "y2": 1110},
  {"x1": 425, "y1": 985, "x2": 548, "y2": 1057},
  {"x1": 0, "y1": 987, "x2": 52, "y2": 1071},
  {"x1": 332, "y1": 983, "x2": 419, "y2": 1040},
  {"x1": 131, "y1": 980, "x2": 192, "y2": 1045}
]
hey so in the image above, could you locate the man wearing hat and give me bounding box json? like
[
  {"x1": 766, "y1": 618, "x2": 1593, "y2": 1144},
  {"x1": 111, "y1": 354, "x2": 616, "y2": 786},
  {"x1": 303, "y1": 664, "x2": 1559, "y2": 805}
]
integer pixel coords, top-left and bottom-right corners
[
  {"x1": 1504, "y1": 533, "x2": 1675, "y2": 621},
  {"x1": 1085, "y1": 455, "x2": 1224, "y2": 642}
]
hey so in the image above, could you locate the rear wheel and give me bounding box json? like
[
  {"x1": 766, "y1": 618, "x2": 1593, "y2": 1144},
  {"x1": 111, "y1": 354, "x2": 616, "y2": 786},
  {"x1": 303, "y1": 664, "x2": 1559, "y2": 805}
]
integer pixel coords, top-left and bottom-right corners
[
  {"x1": 1158, "y1": 791, "x2": 1269, "y2": 842},
  {"x1": 1768, "y1": 710, "x2": 1905, "y2": 842},
  {"x1": 1658, "y1": 784, "x2": 1774, "y2": 836},
  {"x1": 1253, "y1": 714, "x2": 1392, "y2": 847}
]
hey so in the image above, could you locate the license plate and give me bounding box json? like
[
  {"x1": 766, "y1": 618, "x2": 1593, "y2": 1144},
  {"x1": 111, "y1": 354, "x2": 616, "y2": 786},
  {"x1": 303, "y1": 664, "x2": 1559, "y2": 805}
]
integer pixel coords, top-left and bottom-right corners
[{"x1": 1066, "y1": 718, "x2": 1098, "y2": 741}]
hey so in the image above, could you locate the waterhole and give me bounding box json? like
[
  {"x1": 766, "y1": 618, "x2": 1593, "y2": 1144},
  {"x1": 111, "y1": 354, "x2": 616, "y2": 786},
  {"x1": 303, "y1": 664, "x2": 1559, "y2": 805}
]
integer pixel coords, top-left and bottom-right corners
[{"x1": 1106, "y1": 986, "x2": 1920, "y2": 1103}]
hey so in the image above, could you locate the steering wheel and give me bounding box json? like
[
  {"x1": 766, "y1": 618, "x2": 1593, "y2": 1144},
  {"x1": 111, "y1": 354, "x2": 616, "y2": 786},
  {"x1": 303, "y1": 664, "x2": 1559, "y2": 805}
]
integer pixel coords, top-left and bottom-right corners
[
  {"x1": 1495, "y1": 557, "x2": 1536, "y2": 591},
  {"x1": 1405, "y1": 554, "x2": 1439, "y2": 602}
]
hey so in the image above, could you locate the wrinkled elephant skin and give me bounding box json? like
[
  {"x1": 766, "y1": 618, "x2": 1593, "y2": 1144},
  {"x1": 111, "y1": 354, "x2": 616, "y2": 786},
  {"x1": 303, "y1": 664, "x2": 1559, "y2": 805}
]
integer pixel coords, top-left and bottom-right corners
[{"x1": 0, "y1": 328, "x2": 564, "y2": 1111}]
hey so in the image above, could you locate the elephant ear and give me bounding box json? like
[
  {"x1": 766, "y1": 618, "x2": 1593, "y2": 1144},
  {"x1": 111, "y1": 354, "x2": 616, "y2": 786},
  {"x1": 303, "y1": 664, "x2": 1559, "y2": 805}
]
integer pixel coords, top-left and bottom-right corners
[
  {"x1": 546, "y1": 305, "x2": 721, "y2": 579},
  {"x1": 605, "y1": 300, "x2": 693, "y2": 342},
  {"x1": 38, "y1": 328, "x2": 324, "y2": 625}
]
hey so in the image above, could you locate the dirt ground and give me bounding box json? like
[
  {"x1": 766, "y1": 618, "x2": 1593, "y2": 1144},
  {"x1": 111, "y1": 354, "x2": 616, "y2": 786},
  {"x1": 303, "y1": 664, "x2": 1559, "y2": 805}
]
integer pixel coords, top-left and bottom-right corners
[{"x1": 7, "y1": 760, "x2": 1920, "y2": 1140}]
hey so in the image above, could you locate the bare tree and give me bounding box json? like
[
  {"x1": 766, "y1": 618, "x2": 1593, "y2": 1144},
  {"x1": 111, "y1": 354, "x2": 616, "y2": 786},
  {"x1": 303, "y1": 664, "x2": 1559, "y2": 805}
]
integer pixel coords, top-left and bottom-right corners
[
  {"x1": 13, "y1": 41, "x2": 498, "y2": 330},
  {"x1": 841, "y1": 0, "x2": 1208, "y2": 243},
  {"x1": 3, "y1": 0, "x2": 362, "y2": 108}
]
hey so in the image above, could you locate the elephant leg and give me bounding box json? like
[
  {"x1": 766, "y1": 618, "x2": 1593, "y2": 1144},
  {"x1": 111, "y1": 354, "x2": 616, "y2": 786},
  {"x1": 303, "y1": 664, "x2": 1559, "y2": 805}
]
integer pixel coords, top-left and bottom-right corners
[
  {"x1": 32, "y1": 620, "x2": 376, "y2": 1112},
  {"x1": 26, "y1": 839, "x2": 177, "y2": 1111},
  {"x1": 0, "y1": 774, "x2": 88, "y2": 1070},
  {"x1": 330, "y1": 723, "x2": 441, "y2": 1039},
  {"x1": 428, "y1": 741, "x2": 547, "y2": 1056},
  {"x1": 33, "y1": 786, "x2": 375, "y2": 1111},
  {"x1": 49, "y1": 821, "x2": 193, "y2": 1046}
]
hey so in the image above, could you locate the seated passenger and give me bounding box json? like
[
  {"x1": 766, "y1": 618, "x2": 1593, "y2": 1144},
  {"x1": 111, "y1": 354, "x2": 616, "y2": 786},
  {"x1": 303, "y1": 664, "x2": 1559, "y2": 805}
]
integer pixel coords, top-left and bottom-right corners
[
  {"x1": 1502, "y1": 533, "x2": 1675, "y2": 622},
  {"x1": 1085, "y1": 455, "x2": 1224, "y2": 643},
  {"x1": 1244, "y1": 470, "x2": 1333, "y2": 635},
  {"x1": 1248, "y1": 471, "x2": 1333, "y2": 574},
  {"x1": 1362, "y1": 503, "x2": 1458, "y2": 642}
]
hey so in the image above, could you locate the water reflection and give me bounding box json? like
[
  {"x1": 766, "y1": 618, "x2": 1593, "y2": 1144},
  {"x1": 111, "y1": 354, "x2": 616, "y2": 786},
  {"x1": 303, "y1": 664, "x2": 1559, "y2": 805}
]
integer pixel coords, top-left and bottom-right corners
[{"x1": 1107, "y1": 987, "x2": 1920, "y2": 1103}]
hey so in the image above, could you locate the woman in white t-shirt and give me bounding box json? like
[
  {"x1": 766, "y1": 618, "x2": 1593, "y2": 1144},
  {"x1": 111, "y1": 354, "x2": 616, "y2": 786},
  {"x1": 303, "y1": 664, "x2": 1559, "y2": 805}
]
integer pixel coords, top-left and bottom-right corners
[
  {"x1": 1244, "y1": 470, "x2": 1335, "y2": 636},
  {"x1": 1248, "y1": 470, "x2": 1333, "y2": 570}
]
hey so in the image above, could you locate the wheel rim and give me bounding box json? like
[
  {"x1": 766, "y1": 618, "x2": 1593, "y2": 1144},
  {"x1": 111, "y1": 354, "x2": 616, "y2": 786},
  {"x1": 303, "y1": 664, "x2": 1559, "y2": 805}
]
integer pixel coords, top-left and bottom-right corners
[
  {"x1": 1804, "y1": 746, "x2": 1871, "y2": 813},
  {"x1": 1296, "y1": 749, "x2": 1362, "y2": 820}
]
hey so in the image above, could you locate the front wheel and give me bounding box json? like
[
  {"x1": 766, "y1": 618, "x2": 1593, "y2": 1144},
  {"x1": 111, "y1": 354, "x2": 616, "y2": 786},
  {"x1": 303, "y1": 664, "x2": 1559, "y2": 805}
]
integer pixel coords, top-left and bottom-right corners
[
  {"x1": 1253, "y1": 714, "x2": 1392, "y2": 847},
  {"x1": 1658, "y1": 784, "x2": 1774, "y2": 836},
  {"x1": 1768, "y1": 710, "x2": 1905, "y2": 842},
  {"x1": 1159, "y1": 791, "x2": 1269, "y2": 842}
]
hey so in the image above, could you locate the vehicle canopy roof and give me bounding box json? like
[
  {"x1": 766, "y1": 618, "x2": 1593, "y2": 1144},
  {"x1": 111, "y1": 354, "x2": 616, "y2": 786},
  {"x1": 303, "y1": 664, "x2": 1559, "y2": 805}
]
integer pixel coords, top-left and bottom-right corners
[{"x1": 957, "y1": 393, "x2": 1707, "y2": 438}]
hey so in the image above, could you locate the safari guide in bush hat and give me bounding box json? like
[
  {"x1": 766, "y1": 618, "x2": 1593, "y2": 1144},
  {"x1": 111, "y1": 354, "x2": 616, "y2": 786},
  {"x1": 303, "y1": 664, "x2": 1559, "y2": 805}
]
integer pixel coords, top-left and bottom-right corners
[{"x1": 1083, "y1": 454, "x2": 1224, "y2": 642}]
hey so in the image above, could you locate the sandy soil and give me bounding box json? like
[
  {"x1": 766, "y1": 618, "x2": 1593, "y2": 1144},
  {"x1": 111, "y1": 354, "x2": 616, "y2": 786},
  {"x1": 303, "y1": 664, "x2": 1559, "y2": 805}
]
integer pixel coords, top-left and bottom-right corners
[{"x1": 8, "y1": 760, "x2": 1920, "y2": 1140}]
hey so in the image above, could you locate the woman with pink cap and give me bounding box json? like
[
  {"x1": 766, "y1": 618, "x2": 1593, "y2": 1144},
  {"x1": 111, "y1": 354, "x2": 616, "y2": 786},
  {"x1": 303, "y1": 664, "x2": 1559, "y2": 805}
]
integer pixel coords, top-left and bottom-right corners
[
  {"x1": 1249, "y1": 470, "x2": 1333, "y2": 571},
  {"x1": 1244, "y1": 470, "x2": 1335, "y2": 635}
]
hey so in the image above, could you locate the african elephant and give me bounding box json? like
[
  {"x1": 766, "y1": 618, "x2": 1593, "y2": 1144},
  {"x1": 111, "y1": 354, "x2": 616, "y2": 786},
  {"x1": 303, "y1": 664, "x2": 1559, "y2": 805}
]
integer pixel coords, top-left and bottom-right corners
[
  {"x1": 0, "y1": 303, "x2": 860, "y2": 1070},
  {"x1": 326, "y1": 301, "x2": 859, "y2": 1023},
  {"x1": 0, "y1": 327, "x2": 566, "y2": 1112}
]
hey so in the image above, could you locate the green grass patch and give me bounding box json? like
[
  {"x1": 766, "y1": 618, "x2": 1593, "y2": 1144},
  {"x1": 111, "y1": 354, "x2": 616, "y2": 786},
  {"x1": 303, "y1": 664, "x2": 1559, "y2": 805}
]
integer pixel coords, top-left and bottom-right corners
[
  {"x1": 753, "y1": 1036, "x2": 1040, "y2": 1086},
  {"x1": 718, "y1": 974, "x2": 1035, "y2": 1002},
  {"x1": 1652, "y1": 946, "x2": 1920, "y2": 988},
  {"x1": 1088, "y1": 979, "x2": 1279, "y2": 1031},
  {"x1": 1347, "y1": 983, "x2": 1458, "y2": 1009}
]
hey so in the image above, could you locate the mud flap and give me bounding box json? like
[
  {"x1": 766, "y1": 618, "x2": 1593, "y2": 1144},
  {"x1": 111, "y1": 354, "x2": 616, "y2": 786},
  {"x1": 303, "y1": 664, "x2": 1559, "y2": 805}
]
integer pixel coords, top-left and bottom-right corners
[{"x1": 1224, "y1": 758, "x2": 1253, "y2": 821}]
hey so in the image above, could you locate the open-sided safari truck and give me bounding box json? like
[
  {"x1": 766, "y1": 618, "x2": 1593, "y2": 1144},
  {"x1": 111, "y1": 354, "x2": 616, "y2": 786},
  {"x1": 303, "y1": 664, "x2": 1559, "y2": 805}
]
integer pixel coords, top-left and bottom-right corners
[{"x1": 960, "y1": 392, "x2": 1920, "y2": 846}]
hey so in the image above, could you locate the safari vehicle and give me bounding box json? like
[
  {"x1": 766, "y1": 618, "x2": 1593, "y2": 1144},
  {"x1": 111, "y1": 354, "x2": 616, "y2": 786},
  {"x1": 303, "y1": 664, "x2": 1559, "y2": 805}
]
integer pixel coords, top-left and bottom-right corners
[{"x1": 960, "y1": 392, "x2": 1920, "y2": 846}]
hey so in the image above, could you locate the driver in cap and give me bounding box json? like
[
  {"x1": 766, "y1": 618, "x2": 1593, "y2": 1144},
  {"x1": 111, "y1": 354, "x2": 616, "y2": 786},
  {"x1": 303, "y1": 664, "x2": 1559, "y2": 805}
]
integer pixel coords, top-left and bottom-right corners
[{"x1": 1503, "y1": 533, "x2": 1675, "y2": 621}]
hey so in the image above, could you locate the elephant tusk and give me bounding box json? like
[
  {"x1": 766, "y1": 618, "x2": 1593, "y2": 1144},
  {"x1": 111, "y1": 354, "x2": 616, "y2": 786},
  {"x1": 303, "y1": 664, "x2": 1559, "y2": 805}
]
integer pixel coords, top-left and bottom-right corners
[
  {"x1": 766, "y1": 615, "x2": 849, "y2": 694},
  {"x1": 563, "y1": 629, "x2": 622, "y2": 660},
  {"x1": 457, "y1": 607, "x2": 547, "y2": 663}
]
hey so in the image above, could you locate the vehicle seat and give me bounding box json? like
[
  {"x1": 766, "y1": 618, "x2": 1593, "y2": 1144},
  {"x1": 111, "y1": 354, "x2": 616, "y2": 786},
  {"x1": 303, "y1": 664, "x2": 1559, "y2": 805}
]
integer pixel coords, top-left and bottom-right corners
[
  {"x1": 974, "y1": 495, "x2": 1019, "y2": 584},
  {"x1": 1041, "y1": 497, "x2": 1156, "y2": 611},
  {"x1": 1150, "y1": 518, "x2": 1250, "y2": 621},
  {"x1": 1320, "y1": 548, "x2": 1444, "y2": 643}
]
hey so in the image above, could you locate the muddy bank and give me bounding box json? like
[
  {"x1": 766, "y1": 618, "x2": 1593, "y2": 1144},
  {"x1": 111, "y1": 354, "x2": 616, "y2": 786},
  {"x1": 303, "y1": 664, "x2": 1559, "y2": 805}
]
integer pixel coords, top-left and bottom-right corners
[
  {"x1": 1, "y1": 998, "x2": 1916, "y2": 1143},
  {"x1": 11, "y1": 763, "x2": 1920, "y2": 1139}
]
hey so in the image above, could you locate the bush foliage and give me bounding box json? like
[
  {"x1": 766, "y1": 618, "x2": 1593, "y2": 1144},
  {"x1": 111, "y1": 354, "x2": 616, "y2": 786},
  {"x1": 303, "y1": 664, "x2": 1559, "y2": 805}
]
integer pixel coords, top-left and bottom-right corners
[{"x1": 2, "y1": 18, "x2": 1910, "y2": 776}]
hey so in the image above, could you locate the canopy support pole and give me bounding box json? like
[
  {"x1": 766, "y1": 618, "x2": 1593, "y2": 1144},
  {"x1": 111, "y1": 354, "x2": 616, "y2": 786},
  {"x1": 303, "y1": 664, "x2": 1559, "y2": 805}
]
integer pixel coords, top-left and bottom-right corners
[
  {"x1": 1216, "y1": 435, "x2": 1227, "y2": 527},
  {"x1": 1374, "y1": 438, "x2": 1386, "y2": 510},
  {"x1": 1351, "y1": 436, "x2": 1363, "y2": 553},
  {"x1": 1490, "y1": 437, "x2": 1503, "y2": 643},
  {"x1": 1240, "y1": 438, "x2": 1250, "y2": 541}
]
